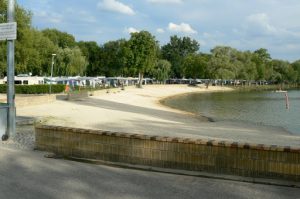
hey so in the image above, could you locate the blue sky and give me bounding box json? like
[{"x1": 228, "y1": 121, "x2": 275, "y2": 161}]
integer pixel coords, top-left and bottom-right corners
[{"x1": 18, "y1": 0, "x2": 300, "y2": 62}]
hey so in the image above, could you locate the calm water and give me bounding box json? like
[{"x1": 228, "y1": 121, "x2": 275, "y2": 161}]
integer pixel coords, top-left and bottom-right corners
[{"x1": 164, "y1": 90, "x2": 300, "y2": 135}]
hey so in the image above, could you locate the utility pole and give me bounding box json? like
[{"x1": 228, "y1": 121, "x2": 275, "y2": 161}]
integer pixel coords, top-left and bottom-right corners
[
  {"x1": 49, "y1": 54, "x2": 56, "y2": 94},
  {"x1": 6, "y1": 0, "x2": 16, "y2": 140}
]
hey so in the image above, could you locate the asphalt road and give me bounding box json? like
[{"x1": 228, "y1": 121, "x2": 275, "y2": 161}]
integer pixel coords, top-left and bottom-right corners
[{"x1": 0, "y1": 146, "x2": 299, "y2": 199}]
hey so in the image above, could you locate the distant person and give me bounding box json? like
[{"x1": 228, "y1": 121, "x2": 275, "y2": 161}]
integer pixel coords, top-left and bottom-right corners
[{"x1": 65, "y1": 84, "x2": 70, "y2": 93}]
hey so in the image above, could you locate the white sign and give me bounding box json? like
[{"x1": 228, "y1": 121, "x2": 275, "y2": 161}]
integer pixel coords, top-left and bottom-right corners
[{"x1": 0, "y1": 22, "x2": 17, "y2": 41}]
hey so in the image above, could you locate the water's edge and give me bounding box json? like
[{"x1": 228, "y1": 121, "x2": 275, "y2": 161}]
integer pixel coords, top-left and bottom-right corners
[{"x1": 160, "y1": 90, "x2": 298, "y2": 135}]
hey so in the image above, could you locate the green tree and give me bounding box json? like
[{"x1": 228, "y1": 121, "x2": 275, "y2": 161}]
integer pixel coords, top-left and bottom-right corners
[
  {"x1": 0, "y1": 1, "x2": 60, "y2": 77},
  {"x1": 128, "y1": 31, "x2": 158, "y2": 88},
  {"x1": 55, "y1": 47, "x2": 87, "y2": 76},
  {"x1": 42, "y1": 29, "x2": 76, "y2": 48},
  {"x1": 0, "y1": 43, "x2": 6, "y2": 77},
  {"x1": 209, "y1": 46, "x2": 237, "y2": 81},
  {"x1": 35, "y1": 32, "x2": 58, "y2": 76},
  {"x1": 271, "y1": 60, "x2": 296, "y2": 84},
  {"x1": 77, "y1": 41, "x2": 102, "y2": 76},
  {"x1": 101, "y1": 39, "x2": 131, "y2": 77},
  {"x1": 237, "y1": 51, "x2": 257, "y2": 85},
  {"x1": 183, "y1": 54, "x2": 208, "y2": 79},
  {"x1": 292, "y1": 60, "x2": 300, "y2": 83},
  {"x1": 1, "y1": 1, "x2": 34, "y2": 76},
  {"x1": 253, "y1": 48, "x2": 271, "y2": 80},
  {"x1": 161, "y1": 35, "x2": 199, "y2": 77},
  {"x1": 153, "y1": 59, "x2": 171, "y2": 84},
  {"x1": 16, "y1": 29, "x2": 58, "y2": 76}
]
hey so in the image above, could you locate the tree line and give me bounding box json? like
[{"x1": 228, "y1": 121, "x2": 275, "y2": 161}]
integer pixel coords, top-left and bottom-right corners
[{"x1": 0, "y1": 1, "x2": 299, "y2": 86}]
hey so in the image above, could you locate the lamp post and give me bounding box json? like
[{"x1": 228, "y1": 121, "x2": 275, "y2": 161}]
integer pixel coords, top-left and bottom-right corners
[
  {"x1": 49, "y1": 53, "x2": 56, "y2": 94},
  {"x1": 4, "y1": 0, "x2": 15, "y2": 140}
]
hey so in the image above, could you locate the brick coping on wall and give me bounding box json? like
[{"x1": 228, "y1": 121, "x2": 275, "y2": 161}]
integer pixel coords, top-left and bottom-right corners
[{"x1": 35, "y1": 125, "x2": 300, "y2": 153}]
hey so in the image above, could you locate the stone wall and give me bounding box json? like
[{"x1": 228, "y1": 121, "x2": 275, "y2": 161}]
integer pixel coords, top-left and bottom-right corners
[{"x1": 35, "y1": 125, "x2": 300, "y2": 181}]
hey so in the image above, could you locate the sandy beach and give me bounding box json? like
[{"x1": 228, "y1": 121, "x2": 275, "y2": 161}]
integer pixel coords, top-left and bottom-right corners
[{"x1": 17, "y1": 84, "x2": 300, "y2": 147}]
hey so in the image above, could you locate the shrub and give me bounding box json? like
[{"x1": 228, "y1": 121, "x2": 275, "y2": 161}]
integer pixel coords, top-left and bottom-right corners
[{"x1": 0, "y1": 84, "x2": 65, "y2": 94}]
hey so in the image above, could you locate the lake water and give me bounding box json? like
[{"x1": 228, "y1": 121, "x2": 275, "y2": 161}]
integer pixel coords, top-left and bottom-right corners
[{"x1": 163, "y1": 90, "x2": 300, "y2": 135}]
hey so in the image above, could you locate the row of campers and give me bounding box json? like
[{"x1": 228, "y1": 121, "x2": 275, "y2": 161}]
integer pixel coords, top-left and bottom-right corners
[{"x1": 0, "y1": 75, "x2": 155, "y2": 88}]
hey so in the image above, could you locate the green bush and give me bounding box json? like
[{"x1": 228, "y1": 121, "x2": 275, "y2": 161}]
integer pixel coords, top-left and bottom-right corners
[{"x1": 0, "y1": 84, "x2": 65, "y2": 94}]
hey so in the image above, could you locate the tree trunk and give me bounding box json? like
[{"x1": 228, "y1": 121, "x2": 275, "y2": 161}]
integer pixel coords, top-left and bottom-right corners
[
  {"x1": 138, "y1": 72, "x2": 143, "y2": 88},
  {"x1": 206, "y1": 79, "x2": 210, "y2": 89}
]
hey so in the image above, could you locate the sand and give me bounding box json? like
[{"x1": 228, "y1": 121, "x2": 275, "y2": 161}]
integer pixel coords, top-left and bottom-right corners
[{"x1": 17, "y1": 84, "x2": 300, "y2": 147}]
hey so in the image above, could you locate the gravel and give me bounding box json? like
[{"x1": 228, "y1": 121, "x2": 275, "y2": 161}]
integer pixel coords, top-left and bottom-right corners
[{"x1": 0, "y1": 124, "x2": 35, "y2": 150}]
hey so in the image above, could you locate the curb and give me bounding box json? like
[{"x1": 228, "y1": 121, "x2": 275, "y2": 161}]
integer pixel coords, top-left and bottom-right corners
[{"x1": 64, "y1": 156, "x2": 300, "y2": 188}]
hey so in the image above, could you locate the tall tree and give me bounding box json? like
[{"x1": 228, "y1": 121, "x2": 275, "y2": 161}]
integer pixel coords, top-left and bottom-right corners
[
  {"x1": 55, "y1": 47, "x2": 87, "y2": 76},
  {"x1": 77, "y1": 41, "x2": 102, "y2": 76},
  {"x1": 292, "y1": 60, "x2": 300, "y2": 83},
  {"x1": 209, "y1": 46, "x2": 237, "y2": 81},
  {"x1": 236, "y1": 51, "x2": 257, "y2": 85},
  {"x1": 128, "y1": 31, "x2": 158, "y2": 88},
  {"x1": 271, "y1": 60, "x2": 296, "y2": 84},
  {"x1": 42, "y1": 29, "x2": 76, "y2": 48},
  {"x1": 2, "y1": 1, "x2": 35, "y2": 75},
  {"x1": 153, "y1": 59, "x2": 171, "y2": 84},
  {"x1": 161, "y1": 35, "x2": 199, "y2": 78},
  {"x1": 183, "y1": 54, "x2": 208, "y2": 79},
  {"x1": 18, "y1": 29, "x2": 58, "y2": 76},
  {"x1": 101, "y1": 39, "x2": 131, "y2": 77},
  {"x1": 253, "y1": 48, "x2": 271, "y2": 80}
]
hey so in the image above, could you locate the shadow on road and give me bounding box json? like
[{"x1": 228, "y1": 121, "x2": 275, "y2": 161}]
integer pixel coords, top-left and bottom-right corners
[{"x1": 1, "y1": 146, "x2": 299, "y2": 199}]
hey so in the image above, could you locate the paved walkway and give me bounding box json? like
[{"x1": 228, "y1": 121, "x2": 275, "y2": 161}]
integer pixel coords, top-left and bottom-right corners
[{"x1": 0, "y1": 144, "x2": 299, "y2": 199}]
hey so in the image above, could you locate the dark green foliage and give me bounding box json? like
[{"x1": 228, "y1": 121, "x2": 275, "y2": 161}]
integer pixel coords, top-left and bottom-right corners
[
  {"x1": 101, "y1": 39, "x2": 131, "y2": 77},
  {"x1": 292, "y1": 60, "x2": 300, "y2": 83},
  {"x1": 0, "y1": 84, "x2": 65, "y2": 94},
  {"x1": 271, "y1": 60, "x2": 297, "y2": 84},
  {"x1": 42, "y1": 29, "x2": 76, "y2": 48},
  {"x1": 209, "y1": 46, "x2": 237, "y2": 80},
  {"x1": 183, "y1": 54, "x2": 208, "y2": 79},
  {"x1": 161, "y1": 36, "x2": 200, "y2": 77},
  {"x1": 152, "y1": 59, "x2": 171, "y2": 83},
  {"x1": 77, "y1": 41, "x2": 103, "y2": 76},
  {"x1": 128, "y1": 31, "x2": 158, "y2": 87}
]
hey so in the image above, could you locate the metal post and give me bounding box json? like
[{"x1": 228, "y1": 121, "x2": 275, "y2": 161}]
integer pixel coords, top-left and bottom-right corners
[
  {"x1": 49, "y1": 54, "x2": 56, "y2": 94},
  {"x1": 6, "y1": 0, "x2": 15, "y2": 140}
]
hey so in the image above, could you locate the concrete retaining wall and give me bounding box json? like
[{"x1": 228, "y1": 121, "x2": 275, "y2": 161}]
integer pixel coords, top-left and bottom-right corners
[
  {"x1": 35, "y1": 125, "x2": 300, "y2": 181},
  {"x1": 0, "y1": 94, "x2": 56, "y2": 107},
  {"x1": 66, "y1": 89, "x2": 120, "y2": 100},
  {"x1": 67, "y1": 91, "x2": 89, "y2": 100}
]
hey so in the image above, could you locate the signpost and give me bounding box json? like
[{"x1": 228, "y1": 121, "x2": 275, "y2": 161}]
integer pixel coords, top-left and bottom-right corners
[
  {"x1": 0, "y1": 22, "x2": 16, "y2": 41},
  {"x1": 1, "y1": 0, "x2": 16, "y2": 141}
]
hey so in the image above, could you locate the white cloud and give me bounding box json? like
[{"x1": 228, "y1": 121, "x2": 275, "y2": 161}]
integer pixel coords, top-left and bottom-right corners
[
  {"x1": 124, "y1": 27, "x2": 139, "y2": 34},
  {"x1": 246, "y1": 13, "x2": 277, "y2": 35},
  {"x1": 199, "y1": 31, "x2": 225, "y2": 48},
  {"x1": 168, "y1": 22, "x2": 197, "y2": 34},
  {"x1": 244, "y1": 13, "x2": 300, "y2": 39},
  {"x1": 148, "y1": 0, "x2": 183, "y2": 4},
  {"x1": 69, "y1": 10, "x2": 96, "y2": 23},
  {"x1": 78, "y1": 11, "x2": 96, "y2": 23},
  {"x1": 35, "y1": 11, "x2": 63, "y2": 24},
  {"x1": 156, "y1": 28, "x2": 165, "y2": 33},
  {"x1": 98, "y1": 0, "x2": 135, "y2": 15}
]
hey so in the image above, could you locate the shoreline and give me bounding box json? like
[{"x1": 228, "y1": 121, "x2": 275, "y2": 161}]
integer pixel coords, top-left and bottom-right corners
[
  {"x1": 158, "y1": 89, "x2": 232, "y2": 122},
  {"x1": 17, "y1": 84, "x2": 300, "y2": 147},
  {"x1": 159, "y1": 89, "x2": 296, "y2": 135}
]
